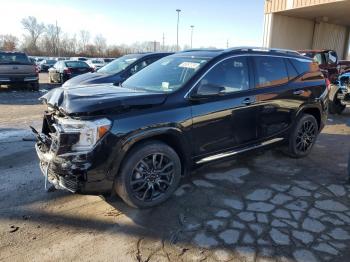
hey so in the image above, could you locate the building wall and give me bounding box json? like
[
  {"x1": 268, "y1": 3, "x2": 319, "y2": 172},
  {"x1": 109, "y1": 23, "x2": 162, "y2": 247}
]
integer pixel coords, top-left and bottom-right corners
[
  {"x1": 312, "y1": 22, "x2": 348, "y2": 57},
  {"x1": 265, "y1": 0, "x2": 342, "y2": 13},
  {"x1": 263, "y1": 0, "x2": 350, "y2": 58},
  {"x1": 263, "y1": 14, "x2": 315, "y2": 49}
]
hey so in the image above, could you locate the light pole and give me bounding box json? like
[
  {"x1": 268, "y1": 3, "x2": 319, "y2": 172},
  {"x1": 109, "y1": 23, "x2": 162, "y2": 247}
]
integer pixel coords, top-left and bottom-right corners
[
  {"x1": 176, "y1": 9, "x2": 181, "y2": 51},
  {"x1": 190, "y1": 25, "x2": 194, "y2": 48}
]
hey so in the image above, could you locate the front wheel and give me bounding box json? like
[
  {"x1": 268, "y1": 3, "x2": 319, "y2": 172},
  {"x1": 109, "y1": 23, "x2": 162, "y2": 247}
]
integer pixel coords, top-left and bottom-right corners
[
  {"x1": 286, "y1": 114, "x2": 318, "y2": 158},
  {"x1": 115, "y1": 141, "x2": 181, "y2": 208}
]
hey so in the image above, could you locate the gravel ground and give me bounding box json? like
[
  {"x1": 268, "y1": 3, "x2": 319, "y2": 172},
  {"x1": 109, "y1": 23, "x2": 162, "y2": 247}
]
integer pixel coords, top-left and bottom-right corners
[{"x1": 0, "y1": 75, "x2": 350, "y2": 262}]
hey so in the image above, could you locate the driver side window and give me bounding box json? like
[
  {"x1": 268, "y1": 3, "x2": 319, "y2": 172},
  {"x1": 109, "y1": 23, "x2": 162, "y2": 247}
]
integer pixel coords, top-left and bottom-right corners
[{"x1": 196, "y1": 57, "x2": 249, "y2": 95}]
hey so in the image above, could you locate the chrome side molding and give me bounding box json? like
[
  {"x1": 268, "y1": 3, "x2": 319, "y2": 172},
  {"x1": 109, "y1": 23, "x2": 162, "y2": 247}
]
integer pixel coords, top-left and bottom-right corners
[{"x1": 196, "y1": 137, "x2": 284, "y2": 164}]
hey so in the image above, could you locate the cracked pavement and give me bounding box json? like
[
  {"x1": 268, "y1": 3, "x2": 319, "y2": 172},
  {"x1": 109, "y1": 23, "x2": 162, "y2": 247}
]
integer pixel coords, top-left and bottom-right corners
[{"x1": 0, "y1": 75, "x2": 350, "y2": 262}]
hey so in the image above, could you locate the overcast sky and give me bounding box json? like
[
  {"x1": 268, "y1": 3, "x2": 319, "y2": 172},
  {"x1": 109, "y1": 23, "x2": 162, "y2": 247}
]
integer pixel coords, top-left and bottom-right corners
[{"x1": 0, "y1": 0, "x2": 265, "y2": 48}]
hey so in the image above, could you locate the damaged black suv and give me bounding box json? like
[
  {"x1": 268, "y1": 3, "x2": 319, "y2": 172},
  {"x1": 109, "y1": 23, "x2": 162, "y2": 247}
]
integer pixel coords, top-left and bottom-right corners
[{"x1": 34, "y1": 47, "x2": 328, "y2": 208}]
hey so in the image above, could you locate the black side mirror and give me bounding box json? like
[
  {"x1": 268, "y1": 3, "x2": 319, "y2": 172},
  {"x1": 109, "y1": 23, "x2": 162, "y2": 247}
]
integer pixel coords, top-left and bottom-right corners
[
  {"x1": 328, "y1": 51, "x2": 338, "y2": 65},
  {"x1": 191, "y1": 83, "x2": 225, "y2": 98}
]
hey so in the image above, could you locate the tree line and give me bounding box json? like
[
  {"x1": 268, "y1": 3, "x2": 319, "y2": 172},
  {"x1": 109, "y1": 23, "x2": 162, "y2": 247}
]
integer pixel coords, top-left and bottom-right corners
[{"x1": 0, "y1": 16, "x2": 180, "y2": 58}]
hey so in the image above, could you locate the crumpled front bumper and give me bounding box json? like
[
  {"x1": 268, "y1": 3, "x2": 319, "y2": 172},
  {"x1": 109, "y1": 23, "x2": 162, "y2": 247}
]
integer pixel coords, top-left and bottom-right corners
[{"x1": 35, "y1": 142, "x2": 91, "y2": 193}]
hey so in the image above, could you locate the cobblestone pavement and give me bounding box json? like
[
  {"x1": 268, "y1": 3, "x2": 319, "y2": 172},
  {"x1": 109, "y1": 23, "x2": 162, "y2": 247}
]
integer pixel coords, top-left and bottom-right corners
[{"x1": 0, "y1": 84, "x2": 349, "y2": 261}]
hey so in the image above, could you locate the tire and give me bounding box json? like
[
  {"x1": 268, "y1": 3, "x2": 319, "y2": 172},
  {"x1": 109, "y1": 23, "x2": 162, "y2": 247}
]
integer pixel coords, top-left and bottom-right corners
[
  {"x1": 286, "y1": 114, "x2": 318, "y2": 158},
  {"x1": 329, "y1": 85, "x2": 346, "y2": 115},
  {"x1": 114, "y1": 141, "x2": 181, "y2": 208},
  {"x1": 31, "y1": 82, "x2": 39, "y2": 91},
  {"x1": 328, "y1": 95, "x2": 346, "y2": 114}
]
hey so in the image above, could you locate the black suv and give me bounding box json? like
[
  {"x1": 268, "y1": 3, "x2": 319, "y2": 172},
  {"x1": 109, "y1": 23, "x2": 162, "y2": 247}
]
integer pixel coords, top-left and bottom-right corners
[
  {"x1": 62, "y1": 52, "x2": 173, "y2": 87},
  {"x1": 34, "y1": 47, "x2": 328, "y2": 208}
]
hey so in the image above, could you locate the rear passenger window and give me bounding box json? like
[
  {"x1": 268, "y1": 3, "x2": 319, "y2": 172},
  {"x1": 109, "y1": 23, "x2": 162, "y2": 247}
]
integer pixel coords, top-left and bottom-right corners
[
  {"x1": 286, "y1": 59, "x2": 299, "y2": 80},
  {"x1": 254, "y1": 57, "x2": 288, "y2": 88}
]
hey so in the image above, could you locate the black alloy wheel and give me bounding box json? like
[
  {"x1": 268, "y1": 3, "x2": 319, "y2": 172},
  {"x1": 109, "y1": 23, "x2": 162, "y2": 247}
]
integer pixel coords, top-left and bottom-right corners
[
  {"x1": 115, "y1": 141, "x2": 181, "y2": 208},
  {"x1": 287, "y1": 114, "x2": 318, "y2": 158},
  {"x1": 130, "y1": 153, "x2": 175, "y2": 202},
  {"x1": 295, "y1": 119, "x2": 317, "y2": 153}
]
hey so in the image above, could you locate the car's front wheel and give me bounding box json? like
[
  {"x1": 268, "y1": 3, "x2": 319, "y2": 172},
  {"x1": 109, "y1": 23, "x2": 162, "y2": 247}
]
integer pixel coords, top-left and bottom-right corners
[
  {"x1": 287, "y1": 114, "x2": 318, "y2": 158},
  {"x1": 115, "y1": 141, "x2": 181, "y2": 208}
]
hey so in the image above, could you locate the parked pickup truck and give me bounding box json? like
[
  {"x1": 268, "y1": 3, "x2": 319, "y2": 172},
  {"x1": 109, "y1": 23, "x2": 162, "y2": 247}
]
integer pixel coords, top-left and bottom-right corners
[{"x1": 0, "y1": 51, "x2": 39, "y2": 91}]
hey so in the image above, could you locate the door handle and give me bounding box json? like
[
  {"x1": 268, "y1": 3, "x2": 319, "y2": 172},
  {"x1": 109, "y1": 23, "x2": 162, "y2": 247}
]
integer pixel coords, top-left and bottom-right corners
[
  {"x1": 293, "y1": 90, "x2": 305, "y2": 95},
  {"x1": 242, "y1": 97, "x2": 253, "y2": 105}
]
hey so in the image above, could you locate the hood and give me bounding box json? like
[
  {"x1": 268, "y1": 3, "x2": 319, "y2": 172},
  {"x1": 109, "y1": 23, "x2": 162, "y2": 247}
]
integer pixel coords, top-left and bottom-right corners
[
  {"x1": 40, "y1": 84, "x2": 167, "y2": 116},
  {"x1": 62, "y1": 72, "x2": 122, "y2": 87}
]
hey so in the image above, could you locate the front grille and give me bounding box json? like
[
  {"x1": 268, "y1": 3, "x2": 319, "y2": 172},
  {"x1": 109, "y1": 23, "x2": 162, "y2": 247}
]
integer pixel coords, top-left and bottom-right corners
[{"x1": 59, "y1": 175, "x2": 79, "y2": 193}]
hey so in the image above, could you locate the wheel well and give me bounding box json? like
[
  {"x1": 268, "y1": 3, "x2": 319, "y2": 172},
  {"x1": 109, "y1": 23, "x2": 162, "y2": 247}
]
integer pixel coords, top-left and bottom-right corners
[
  {"x1": 119, "y1": 134, "x2": 189, "y2": 177},
  {"x1": 302, "y1": 108, "x2": 321, "y2": 130}
]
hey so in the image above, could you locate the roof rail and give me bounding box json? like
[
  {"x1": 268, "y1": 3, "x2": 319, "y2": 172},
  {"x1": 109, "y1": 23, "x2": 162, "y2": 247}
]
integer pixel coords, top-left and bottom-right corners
[
  {"x1": 224, "y1": 46, "x2": 300, "y2": 56},
  {"x1": 179, "y1": 48, "x2": 224, "y2": 53}
]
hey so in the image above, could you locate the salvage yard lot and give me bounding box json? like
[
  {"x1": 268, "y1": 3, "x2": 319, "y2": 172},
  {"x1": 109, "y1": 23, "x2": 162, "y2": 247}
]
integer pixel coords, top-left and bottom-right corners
[{"x1": 0, "y1": 75, "x2": 350, "y2": 262}]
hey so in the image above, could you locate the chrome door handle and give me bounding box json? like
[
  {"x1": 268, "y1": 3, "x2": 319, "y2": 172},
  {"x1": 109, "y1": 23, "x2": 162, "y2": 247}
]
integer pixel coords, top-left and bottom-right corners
[{"x1": 293, "y1": 90, "x2": 305, "y2": 95}]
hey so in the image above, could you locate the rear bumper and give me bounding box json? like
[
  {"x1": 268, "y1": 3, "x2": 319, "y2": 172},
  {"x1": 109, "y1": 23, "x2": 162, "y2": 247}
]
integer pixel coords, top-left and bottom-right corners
[{"x1": 0, "y1": 75, "x2": 38, "y2": 84}]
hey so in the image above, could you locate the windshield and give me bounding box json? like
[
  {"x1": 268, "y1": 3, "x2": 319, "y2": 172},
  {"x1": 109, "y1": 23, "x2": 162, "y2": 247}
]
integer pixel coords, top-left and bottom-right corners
[
  {"x1": 97, "y1": 55, "x2": 140, "y2": 74},
  {"x1": 46, "y1": 60, "x2": 56, "y2": 64},
  {"x1": 0, "y1": 53, "x2": 31, "y2": 65},
  {"x1": 90, "y1": 60, "x2": 103, "y2": 64},
  {"x1": 122, "y1": 56, "x2": 210, "y2": 93},
  {"x1": 65, "y1": 61, "x2": 89, "y2": 68}
]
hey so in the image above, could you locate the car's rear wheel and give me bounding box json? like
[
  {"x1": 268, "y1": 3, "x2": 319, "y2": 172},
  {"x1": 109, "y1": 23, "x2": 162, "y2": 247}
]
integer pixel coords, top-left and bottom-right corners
[
  {"x1": 60, "y1": 74, "x2": 64, "y2": 84},
  {"x1": 115, "y1": 141, "x2": 181, "y2": 208},
  {"x1": 31, "y1": 82, "x2": 39, "y2": 91},
  {"x1": 287, "y1": 114, "x2": 318, "y2": 158}
]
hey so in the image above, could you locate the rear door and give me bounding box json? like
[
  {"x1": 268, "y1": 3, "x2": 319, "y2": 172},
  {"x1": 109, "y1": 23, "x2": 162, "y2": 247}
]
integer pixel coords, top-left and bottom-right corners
[{"x1": 251, "y1": 55, "x2": 296, "y2": 140}]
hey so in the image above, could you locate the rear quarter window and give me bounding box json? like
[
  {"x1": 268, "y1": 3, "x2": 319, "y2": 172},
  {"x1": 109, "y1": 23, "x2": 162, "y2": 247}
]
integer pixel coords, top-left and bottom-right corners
[
  {"x1": 254, "y1": 56, "x2": 289, "y2": 88},
  {"x1": 290, "y1": 58, "x2": 323, "y2": 81}
]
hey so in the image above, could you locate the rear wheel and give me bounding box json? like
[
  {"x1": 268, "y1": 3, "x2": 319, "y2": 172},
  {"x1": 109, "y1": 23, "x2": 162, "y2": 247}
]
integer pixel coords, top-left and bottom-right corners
[
  {"x1": 286, "y1": 114, "x2": 318, "y2": 158},
  {"x1": 115, "y1": 141, "x2": 181, "y2": 208},
  {"x1": 59, "y1": 74, "x2": 64, "y2": 84},
  {"x1": 31, "y1": 82, "x2": 39, "y2": 91}
]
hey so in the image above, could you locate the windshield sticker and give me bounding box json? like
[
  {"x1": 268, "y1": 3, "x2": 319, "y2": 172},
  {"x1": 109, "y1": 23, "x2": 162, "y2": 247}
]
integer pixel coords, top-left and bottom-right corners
[
  {"x1": 162, "y1": 82, "x2": 169, "y2": 90},
  {"x1": 179, "y1": 62, "x2": 200, "y2": 69},
  {"x1": 125, "y1": 58, "x2": 137, "y2": 62}
]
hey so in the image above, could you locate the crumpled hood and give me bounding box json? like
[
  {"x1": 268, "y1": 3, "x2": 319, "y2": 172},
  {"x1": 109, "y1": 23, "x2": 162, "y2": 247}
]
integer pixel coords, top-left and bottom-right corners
[
  {"x1": 63, "y1": 72, "x2": 122, "y2": 87},
  {"x1": 40, "y1": 84, "x2": 167, "y2": 116}
]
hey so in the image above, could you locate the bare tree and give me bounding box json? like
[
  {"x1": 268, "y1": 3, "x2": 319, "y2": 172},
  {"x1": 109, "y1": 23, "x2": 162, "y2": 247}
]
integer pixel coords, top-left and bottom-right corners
[
  {"x1": 94, "y1": 34, "x2": 107, "y2": 56},
  {"x1": 42, "y1": 23, "x2": 61, "y2": 56},
  {"x1": 79, "y1": 30, "x2": 90, "y2": 53},
  {"x1": 0, "y1": 34, "x2": 18, "y2": 51},
  {"x1": 21, "y1": 16, "x2": 45, "y2": 52}
]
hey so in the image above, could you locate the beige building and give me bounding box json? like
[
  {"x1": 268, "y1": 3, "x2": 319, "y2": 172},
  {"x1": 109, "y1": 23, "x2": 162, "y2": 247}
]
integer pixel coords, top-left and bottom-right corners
[{"x1": 263, "y1": 0, "x2": 350, "y2": 59}]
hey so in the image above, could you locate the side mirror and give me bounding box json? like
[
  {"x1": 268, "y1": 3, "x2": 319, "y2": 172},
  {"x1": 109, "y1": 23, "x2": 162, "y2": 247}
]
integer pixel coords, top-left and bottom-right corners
[
  {"x1": 328, "y1": 51, "x2": 338, "y2": 65},
  {"x1": 192, "y1": 83, "x2": 225, "y2": 98}
]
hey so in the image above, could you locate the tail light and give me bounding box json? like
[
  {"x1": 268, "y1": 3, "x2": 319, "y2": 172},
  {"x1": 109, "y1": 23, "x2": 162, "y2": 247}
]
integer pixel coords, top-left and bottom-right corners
[
  {"x1": 64, "y1": 67, "x2": 72, "y2": 74},
  {"x1": 325, "y1": 78, "x2": 331, "y2": 90},
  {"x1": 34, "y1": 65, "x2": 39, "y2": 74}
]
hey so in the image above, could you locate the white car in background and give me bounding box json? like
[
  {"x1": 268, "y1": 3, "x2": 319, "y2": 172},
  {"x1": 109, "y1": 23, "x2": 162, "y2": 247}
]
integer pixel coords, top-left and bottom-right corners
[{"x1": 86, "y1": 59, "x2": 105, "y2": 71}]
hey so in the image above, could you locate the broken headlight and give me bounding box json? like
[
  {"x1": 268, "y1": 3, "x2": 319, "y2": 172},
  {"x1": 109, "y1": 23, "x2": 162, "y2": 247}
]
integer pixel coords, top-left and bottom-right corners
[{"x1": 57, "y1": 118, "x2": 111, "y2": 151}]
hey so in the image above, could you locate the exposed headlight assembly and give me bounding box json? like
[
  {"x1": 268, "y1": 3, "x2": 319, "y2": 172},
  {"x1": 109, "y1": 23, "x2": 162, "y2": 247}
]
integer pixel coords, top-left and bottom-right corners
[{"x1": 57, "y1": 118, "x2": 111, "y2": 151}]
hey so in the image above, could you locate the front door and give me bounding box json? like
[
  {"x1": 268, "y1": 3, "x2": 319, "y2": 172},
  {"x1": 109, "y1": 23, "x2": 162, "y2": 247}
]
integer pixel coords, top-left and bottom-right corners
[{"x1": 190, "y1": 56, "x2": 259, "y2": 158}]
